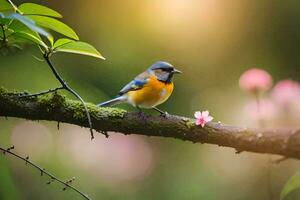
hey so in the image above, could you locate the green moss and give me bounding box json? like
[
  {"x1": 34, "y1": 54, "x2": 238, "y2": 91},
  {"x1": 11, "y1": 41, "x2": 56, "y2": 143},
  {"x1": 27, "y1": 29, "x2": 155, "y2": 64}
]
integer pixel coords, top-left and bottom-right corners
[
  {"x1": 71, "y1": 101, "x2": 86, "y2": 119},
  {"x1": 0, "y1": 87, "x2": 7, "y2": 94},
  {"x1": 73, "y1": 111, "x2": 84, "y2": 119},
  {"x1": 51, "y1": 93, "x2": 66, "y2": 105},
  {"x1": 185, "y1": 119, "x2": 196, "y2": 129},
  {"x1": 106, "y1": 108, "x2": 127, "y2": 118},
  {"x1": 94, "y1": 106, "x2": 127, "y2": 119},
  {"x1": 36, "y1": 92, "x2": 66, "y2": 113}
]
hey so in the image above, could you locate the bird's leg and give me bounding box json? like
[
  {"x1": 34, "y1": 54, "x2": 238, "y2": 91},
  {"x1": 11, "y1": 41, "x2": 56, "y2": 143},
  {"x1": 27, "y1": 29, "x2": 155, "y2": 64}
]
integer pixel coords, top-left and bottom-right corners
[{"x1": 153, "y1": 107, "x2": 169, "y2": 117}]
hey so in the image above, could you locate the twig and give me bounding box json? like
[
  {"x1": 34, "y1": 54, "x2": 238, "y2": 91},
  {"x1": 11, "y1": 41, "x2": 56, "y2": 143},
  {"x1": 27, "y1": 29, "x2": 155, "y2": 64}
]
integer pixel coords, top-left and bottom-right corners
[
  {"x1": 19, "y1": 53, "x2": 95, "y2": 139},
  {"x1": 43, "y1": 55, "x2": 94, "y2": 139},
  {"x1": 1, "y1": 25, "x2": 6, "y2": 42},
  {"x1": 19, "y1": 86, "x2": 64, "y2": 98},
  {"x1": 0, "y1": 24, "x2": 7, "y2": 47},
  {"x1": 0, "y1": 145, "x2": 91, "y2": 200}
]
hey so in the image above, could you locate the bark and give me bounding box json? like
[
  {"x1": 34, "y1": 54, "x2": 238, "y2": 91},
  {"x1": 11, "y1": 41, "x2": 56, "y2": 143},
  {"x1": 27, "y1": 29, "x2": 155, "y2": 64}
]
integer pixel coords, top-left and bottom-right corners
[{"x1": 0, "y1": 88, "x2": 299, "y2": 159}]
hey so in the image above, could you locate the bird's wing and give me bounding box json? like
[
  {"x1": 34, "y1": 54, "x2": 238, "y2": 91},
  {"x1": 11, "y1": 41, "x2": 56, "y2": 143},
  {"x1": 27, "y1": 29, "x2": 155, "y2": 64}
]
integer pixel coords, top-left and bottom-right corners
[{"x1": 119, "y1": 71, "x2": 150, "y2": 95}]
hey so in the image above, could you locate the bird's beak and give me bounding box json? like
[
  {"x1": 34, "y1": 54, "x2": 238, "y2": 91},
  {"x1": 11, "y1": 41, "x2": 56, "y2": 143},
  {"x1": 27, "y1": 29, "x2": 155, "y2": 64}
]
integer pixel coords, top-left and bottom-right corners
[{"x1": 173, "y1": 68, "x2": 182, "y2": 74}]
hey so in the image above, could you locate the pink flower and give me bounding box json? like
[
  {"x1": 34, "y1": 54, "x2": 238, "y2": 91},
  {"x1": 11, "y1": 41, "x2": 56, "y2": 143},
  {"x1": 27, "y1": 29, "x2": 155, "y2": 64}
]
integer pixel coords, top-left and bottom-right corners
[
  {"x1": 194, "y1": 111, "x2": 213, "y2": 127},
  {"x1": 271, "y1": 79, "x2": 300, "y2": 105},
  {"x1": 239, "y1": 68, "x2": 273, "y2": 94}
]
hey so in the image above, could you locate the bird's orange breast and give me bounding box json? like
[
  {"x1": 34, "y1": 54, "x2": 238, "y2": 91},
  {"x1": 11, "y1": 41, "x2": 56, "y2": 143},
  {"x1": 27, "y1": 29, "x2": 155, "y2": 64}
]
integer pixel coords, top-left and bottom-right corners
[{"x1": 126, "y1": 75, "x2": 174, "y2": 108}]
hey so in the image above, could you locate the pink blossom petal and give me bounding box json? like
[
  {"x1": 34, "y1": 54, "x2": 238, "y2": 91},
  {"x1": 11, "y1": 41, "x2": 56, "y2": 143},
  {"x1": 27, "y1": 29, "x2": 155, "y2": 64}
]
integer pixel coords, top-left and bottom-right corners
[
  {"x1": 194, "y1": 111, "x2": 202, "y2": 119},
  {"x1": 195, "y1": 119, "x2": 202, "y2": 126},
  {"x1": 202, "y1": 111, "x2": 209, "y2": 118},
  {"x1": 205, "y1": 116, "x2": 214, "y2": 122},
  {"x1": 200, "y1": 122, "x2": 205, "y2": 127}
]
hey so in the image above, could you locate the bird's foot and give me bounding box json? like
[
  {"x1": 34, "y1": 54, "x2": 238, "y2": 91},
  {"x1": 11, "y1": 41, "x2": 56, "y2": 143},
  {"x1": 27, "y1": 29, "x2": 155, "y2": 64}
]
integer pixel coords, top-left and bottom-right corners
[
  {"x1": 153, "y1": 107, "x2": 166, "y2": 116},
  {"x1": 153, "y1": 107, "x2": 170, "y2": 118},
  {"x1": 160, "y1": 111, "x2": 170, "y2": 118}
]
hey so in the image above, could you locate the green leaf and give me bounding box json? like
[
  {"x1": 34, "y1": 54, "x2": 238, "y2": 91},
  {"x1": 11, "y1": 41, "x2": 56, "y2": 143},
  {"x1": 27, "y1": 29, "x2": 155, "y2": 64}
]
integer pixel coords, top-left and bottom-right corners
[
  {"x1": 53, "y1": 38, "x2": 73, "y2": 48},
  {"x1": 0, "y1": 0, "x2": 14, "y2": 12},
  {"x1": 53, "y1": 40, "x2": 105, "y2": 59},
  {"x1": 7, "y1": 13, "x2": 50, "y2": 38},
  {"x1": 281, "y1": 171, "x2": 300, "y2": 200},
  {"x1": 8, "y1": 19, "x2": 40, "y2": 38},
  {"x1": 2, "y1": 13, "x2": 52, "y2": 47},
  {"x1": 18, "y1": 3, "x2": 62, "y2": 18},
  {"x1": 12, "y1": 31, "x2": 47, "y2": 49},
  {"x1": 28, "y1": 15, "x2": 79, "y2": 40},
  {"x1": 0, "y1": 15, "x2": 48, "y2": 49},
  {"x1": 0, "y1": 13, "x2": 11, "y2": 25},
  {"x1": 7, "y1": 13, "x2": 52, "y2": 44},
  {"x1": 47, "y1": 34, "x2": 54, "y2": 46}
]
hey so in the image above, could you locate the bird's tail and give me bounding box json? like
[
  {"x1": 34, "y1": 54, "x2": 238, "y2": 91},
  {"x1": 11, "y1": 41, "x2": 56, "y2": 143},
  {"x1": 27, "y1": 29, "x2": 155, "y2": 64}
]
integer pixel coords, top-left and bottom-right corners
[{"x1": 97, "y1": 96, "x2": 127, "y2": 107}]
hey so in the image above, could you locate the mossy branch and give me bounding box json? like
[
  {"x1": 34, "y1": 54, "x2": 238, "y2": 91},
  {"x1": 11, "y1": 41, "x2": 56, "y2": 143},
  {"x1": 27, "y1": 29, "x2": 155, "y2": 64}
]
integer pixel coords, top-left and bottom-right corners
[{"x1": 1, "y1": 88, "x2": 300, "y2": 159}]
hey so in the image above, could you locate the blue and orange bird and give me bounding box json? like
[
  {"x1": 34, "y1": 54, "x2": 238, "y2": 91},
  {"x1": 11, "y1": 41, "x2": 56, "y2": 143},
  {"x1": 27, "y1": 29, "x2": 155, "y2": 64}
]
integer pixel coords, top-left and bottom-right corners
[{"x1": 98, "y1": 61, "x2": 181, "y2": 115}]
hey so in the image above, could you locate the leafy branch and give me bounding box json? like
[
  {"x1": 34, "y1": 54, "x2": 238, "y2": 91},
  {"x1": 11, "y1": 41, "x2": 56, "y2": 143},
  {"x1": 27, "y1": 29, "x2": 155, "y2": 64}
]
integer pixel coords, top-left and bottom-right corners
[
  {"x1": 0, "y1": 0, "x2": 105, "y2": 139},
  {"x1": 0, "y1": 145, "x2": 91, "y2": 200}
]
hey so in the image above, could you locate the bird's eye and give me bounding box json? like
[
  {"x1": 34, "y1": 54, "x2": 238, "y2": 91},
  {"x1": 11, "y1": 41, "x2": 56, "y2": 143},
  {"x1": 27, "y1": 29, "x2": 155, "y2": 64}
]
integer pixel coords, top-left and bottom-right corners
[{"x1": 161, "y1": 68, "x2": 173, "y2": 72}]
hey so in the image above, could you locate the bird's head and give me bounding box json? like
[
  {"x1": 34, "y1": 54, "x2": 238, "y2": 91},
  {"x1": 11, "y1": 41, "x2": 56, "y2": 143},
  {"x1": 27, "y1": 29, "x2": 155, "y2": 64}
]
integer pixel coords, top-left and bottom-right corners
[{"x1": 148, "y1": 61, "x2": 182, "y2": 83}]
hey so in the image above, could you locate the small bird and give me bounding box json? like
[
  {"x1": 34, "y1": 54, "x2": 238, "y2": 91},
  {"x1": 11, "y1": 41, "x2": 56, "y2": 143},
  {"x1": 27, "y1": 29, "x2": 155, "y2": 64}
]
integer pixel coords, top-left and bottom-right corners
[{"x1": 98, "y1": 61, "x2": 181, "y2": 115}]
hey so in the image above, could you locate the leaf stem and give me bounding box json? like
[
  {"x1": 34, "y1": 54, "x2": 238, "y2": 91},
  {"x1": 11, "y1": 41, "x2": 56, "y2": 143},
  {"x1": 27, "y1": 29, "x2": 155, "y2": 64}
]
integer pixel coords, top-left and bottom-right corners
[{"x1": 6, "y1": 0, "x2": 20, "y2": 13}]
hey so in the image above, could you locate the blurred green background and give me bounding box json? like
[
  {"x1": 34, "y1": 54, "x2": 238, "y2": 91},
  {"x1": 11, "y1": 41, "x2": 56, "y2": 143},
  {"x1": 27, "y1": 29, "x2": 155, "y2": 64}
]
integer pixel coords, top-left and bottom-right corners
[{"x1": 0, "y1": 0, "x2": 300, "y2": 199}]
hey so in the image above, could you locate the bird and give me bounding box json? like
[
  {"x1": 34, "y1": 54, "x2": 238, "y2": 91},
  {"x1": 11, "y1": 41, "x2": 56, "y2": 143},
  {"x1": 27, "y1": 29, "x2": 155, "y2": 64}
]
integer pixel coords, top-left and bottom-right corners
[{"x1": 98, "y1": 61, "x2": 181, "y2": 115}]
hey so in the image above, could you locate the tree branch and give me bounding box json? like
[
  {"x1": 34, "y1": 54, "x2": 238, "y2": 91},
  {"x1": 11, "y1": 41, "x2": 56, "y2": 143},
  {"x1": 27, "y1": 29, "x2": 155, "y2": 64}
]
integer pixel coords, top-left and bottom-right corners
[
  {"x1": 0, "y1": 88, "x2": 300, "y2": 159},
  {"x1": 0, "y1": 145, "x2": 90, "y2": 200}
]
